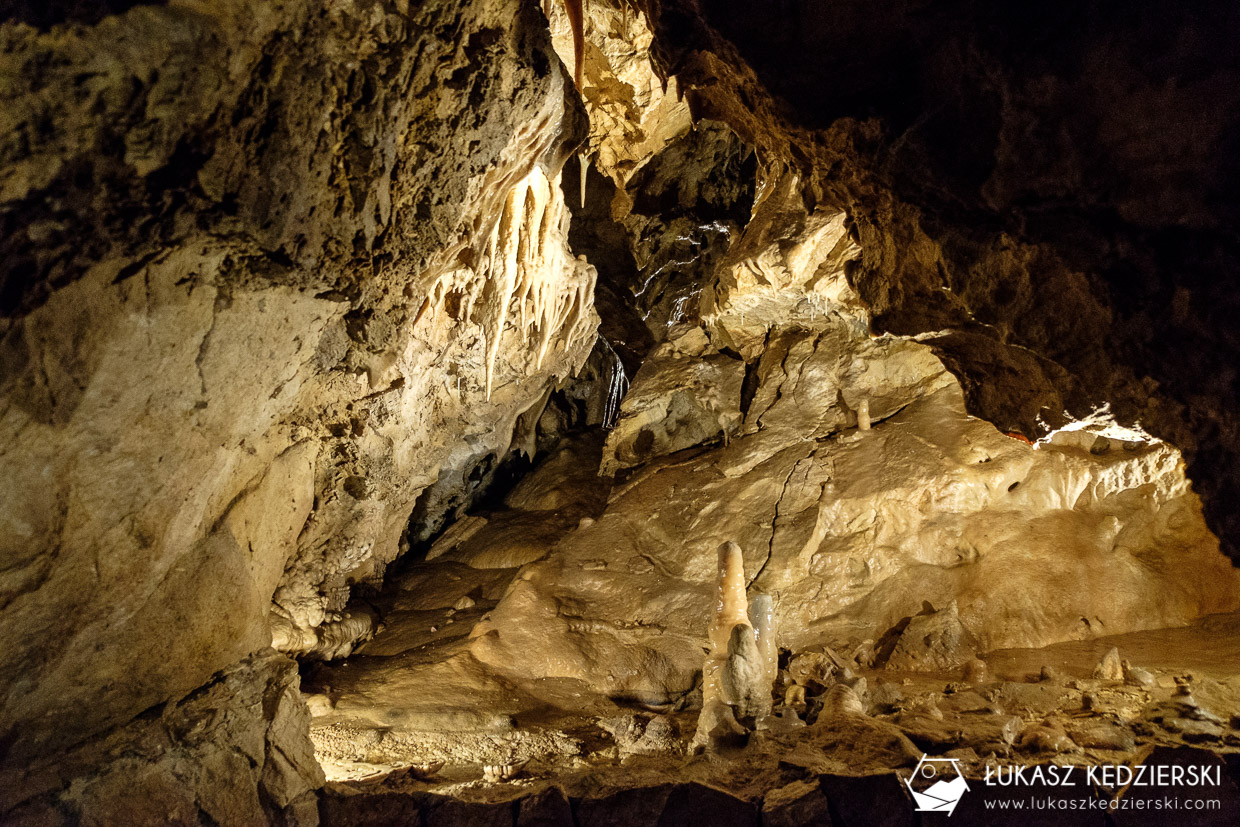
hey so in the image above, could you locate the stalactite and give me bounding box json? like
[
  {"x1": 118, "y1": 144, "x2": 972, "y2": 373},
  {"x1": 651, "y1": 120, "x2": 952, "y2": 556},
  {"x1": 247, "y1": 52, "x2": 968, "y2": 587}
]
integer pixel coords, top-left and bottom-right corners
[
  {"x1": 427, "y1": 166, "x2": 597, "y2": 401},
  {"x1": 579, "y1": 153, "x2": 589, "y2": 209},
  {"x1": 563, "y1": 0, "x2": 585, "y2": 90}
]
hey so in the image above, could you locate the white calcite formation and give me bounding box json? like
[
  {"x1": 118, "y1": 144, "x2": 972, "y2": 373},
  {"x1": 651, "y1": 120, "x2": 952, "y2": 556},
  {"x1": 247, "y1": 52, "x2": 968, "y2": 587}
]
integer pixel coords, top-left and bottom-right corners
[
  {"x1": 541, "y1": 0, "x2": 693, "y2": 192},
  {"x1": 749, "y1": 593, "x2": 779, "y2": 687},
  {"x1": 426, "y1": 166, "x2": 598, "y2": 400},
  {"x1": 697, "y1": 541, "x2": 776, "y2": 740}
]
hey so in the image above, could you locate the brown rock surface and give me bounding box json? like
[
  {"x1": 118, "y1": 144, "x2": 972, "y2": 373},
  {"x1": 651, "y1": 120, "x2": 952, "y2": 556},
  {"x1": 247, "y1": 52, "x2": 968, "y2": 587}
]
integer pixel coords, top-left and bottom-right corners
[{"x1": 5, "y1": 0, "x2": 1240, "y2": 822}]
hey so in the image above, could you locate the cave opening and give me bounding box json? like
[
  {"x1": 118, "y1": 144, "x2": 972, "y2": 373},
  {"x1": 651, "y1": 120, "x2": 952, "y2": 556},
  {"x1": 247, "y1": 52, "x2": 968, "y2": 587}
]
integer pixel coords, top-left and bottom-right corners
[{"x1": 3, "y1": 0, "x2": 1240, "y2": 825}]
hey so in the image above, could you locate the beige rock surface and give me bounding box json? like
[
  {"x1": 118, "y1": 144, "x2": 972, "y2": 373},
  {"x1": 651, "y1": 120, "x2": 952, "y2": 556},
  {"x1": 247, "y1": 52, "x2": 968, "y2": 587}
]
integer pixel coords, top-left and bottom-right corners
[
  {"x1": 469, "y1": 371, "x2": 1238, "y2": 700},
  {"x1": 0, "y1": 0, "x2": 598, "y2": 815},
  {"x1": 600, "y1": 345, "x2": 744, "y2": 475},
  {"x1": 6, "y1": 0, "x2": 1240, "y2": 821}
]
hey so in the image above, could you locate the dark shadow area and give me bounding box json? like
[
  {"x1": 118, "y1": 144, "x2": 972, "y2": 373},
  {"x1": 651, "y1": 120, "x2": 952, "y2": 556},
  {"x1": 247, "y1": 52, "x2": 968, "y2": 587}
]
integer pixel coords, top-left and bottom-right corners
[{"x1": 0, "y1": 0, "x2": 169, "y2": 29}]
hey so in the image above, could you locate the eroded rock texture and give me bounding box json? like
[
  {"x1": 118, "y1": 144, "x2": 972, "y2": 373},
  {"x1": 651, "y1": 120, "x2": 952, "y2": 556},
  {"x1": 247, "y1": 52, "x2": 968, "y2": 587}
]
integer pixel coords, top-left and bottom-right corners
[
  {"x1": 1, "y1": 0, "x2": 598, "y2": 819},
  {"x1": 692, "y1": 0, "x2": 1240, "y2": 562},
  {"x1": 303, "y1": 2, "x2": 1239, "y2": 793},
  {"x1": 2, "y1": 652, "x2": 324, "y2": 826}
]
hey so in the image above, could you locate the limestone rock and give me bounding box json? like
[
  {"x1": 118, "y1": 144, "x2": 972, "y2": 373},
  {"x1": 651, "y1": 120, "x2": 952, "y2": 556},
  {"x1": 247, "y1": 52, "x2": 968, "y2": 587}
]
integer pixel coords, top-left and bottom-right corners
[
  {"x1": 600, "y1": 347, "x2": 744, "y2": 475},
  {"x1": 761, "y1": 779, "x2": 832, "y2": 827},
  {"x1": 1066, "y1": 720, "x2": 1136, "y2": 752},
  {"x1": 883, "y1": 602, "x2": 979, "y2": 672},
  {"x1": 0, "y1": 0, "x2": 596, "y2": 808},
  {"x1": 788, "y1": 652, "x2": 837, "y2": 692},
  {"x1": 658, "y1": 784, "x2": 759, "y2": 827},
  {"x1": 517, "y1": 786, "x2": 574, "y2": 827},
  {"x1": 0, "y1": 652, "x2": 323, "y2": 825},
  {"x1": 470, "y1": 378, "x2": 1238, "y2": 702}
]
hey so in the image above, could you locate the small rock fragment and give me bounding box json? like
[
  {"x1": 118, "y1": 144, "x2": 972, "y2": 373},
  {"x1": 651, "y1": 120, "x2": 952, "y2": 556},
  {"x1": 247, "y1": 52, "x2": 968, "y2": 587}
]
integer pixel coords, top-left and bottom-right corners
[
  {"x1": 1123, "y1": 660, "x2": 1157, "y2": 689},
  {"x1": 1067, "y1": 720, "x2": 1136, "y2": 751},
  {"x1": 482, "y1": 763, "x2": 521, "y2": 782},
  {"x1": 821, "y1": 683, "x2": 866, "y2": 718},
  {"x1": 1018, "y1": 719, "x2": 1077, "y2": 753},
  {"x1": 787, "y1": 652, "x2": 835, "y2": 691},
  {"x1": 963, "y1": 658, "x2": 989, "y2": 684},
  {"x1": 1093, "y1": 647, "x2": 1123, "y2": 681},
  {"x1": 1039, "y1": 665, "x2": 1063, "y2": 683},
  {"x1": 1161, "y1": 718, "x2": 1224, "y2": 743},
  {"x1": 784, "y1": 684, "x2": 807, "y2": 710}
]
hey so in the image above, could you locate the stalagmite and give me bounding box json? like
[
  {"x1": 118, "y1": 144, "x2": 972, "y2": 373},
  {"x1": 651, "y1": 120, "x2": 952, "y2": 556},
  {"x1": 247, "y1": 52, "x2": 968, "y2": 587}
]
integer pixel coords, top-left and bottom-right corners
[
  {"x1": 711, "y1": 541, "x2": 750, "y2": 653},
  {"x1": 1093, "y1": 646, "x2": 1124, "y2": 681},
  {"x1": 696, "y1": 541, "x2": 777, "y2": 747},
  {"x1": 749, "y1": 593, "x2": 779, "y2": 687},
  {"x1": 721, "y1": 623, "x2": 768, "y2": 720},
  {"x1": 857, "y1": 398, "x2": 871, "y2": 431}
]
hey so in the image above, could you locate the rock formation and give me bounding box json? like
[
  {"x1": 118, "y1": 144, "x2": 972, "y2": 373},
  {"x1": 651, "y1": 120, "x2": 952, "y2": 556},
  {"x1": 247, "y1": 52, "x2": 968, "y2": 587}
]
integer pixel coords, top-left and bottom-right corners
[
  {"x1": 695, "y1": 540, "x2": 776, "y2": 743},
  {"x1": 3, "y1": 0, "x2": 1240, "y2": 823}
]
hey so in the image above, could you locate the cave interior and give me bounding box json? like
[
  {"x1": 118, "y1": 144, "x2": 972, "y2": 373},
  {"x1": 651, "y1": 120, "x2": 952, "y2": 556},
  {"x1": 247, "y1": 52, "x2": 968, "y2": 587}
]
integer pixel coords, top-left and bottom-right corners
[{"x1": 3, "y1": 0, "x2": 1240, "y2": 825}]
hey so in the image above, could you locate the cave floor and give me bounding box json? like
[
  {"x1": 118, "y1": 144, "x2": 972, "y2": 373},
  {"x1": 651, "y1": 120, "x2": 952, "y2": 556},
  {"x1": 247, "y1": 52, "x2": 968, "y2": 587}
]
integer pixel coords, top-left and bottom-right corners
[
  {"x1": 303, "y1": 546, "x2": 1240, "y2": 807},
  {"x1": 294, "y1": 418, "x2": 1240, "y2": 821}
]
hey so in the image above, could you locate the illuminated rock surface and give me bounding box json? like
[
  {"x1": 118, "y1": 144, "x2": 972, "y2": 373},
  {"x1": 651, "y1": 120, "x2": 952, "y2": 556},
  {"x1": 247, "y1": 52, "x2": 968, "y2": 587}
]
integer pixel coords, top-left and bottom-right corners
[{"x1": 4, "y1": 1, "x2": 1240, "y2": 824}]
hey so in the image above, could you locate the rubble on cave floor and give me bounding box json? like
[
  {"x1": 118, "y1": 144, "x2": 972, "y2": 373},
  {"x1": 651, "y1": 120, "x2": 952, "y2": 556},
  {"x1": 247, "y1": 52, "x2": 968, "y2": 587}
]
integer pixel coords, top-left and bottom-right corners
[
  {"x1": 306, "y1": 596, "x2": 1240, "y2": 814},
  {"x1": 301, "y1": 418, "x2": 1240, "y2": 807}
]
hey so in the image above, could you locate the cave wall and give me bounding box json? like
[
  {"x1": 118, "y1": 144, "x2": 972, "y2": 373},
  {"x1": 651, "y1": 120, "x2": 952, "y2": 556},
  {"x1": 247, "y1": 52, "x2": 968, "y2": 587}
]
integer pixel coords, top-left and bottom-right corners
[
  {"x1": 691, "y1": 0, "x2": 1240, "y2": 561},
  {"x1": 440, "y1": 2, "x2": 1235, "y2": 707},
  {"x1": 2, "y1": 0, "x2": 1239, "y2": 821},
  {"x1": 0, "y1": 0, "x2": 596, "y2": 819}
]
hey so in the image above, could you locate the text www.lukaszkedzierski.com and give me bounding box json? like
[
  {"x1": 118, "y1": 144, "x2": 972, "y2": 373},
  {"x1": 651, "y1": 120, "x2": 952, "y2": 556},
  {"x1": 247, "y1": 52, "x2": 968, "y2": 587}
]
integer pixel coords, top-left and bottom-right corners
[{"x1": 984, "y1": 796, "x2": 1221, "y2": 811}]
